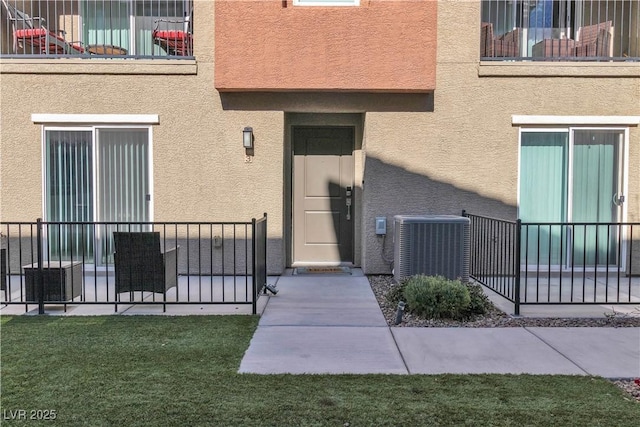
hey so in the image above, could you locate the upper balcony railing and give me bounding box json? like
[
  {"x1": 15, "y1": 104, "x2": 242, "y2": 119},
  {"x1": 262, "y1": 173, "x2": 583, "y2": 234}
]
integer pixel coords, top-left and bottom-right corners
[
  {"x1": 481, "y1": 0, "x2": 639, "y2": 61},
  {"x1": 0, "y1": 0, "x2": 193, "y2": 59}
]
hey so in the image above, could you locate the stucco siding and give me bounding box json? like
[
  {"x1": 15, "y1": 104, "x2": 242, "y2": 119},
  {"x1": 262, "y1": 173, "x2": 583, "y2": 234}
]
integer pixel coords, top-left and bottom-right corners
[
  {"x1": 214, "y1": 0, "x2": 437, "y2": 92},
  {"x1": 361, "y1": 0, "x2": 640, "y2": 274},
  {"x1": 1, "y1": 0, "x2": 639, "y2": 276},
  {"x1": 0, "y1": 2, "x2": 287, "y2": 272}
]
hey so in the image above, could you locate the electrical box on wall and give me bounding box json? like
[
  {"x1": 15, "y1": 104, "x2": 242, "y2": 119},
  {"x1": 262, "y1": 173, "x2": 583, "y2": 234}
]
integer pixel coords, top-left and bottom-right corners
[{"x1": 375, "y1": 217, "x2": 387, "y2": 235}]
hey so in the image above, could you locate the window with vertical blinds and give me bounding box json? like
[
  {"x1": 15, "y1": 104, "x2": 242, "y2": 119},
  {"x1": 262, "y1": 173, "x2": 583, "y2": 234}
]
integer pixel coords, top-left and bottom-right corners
[
  {"x1": 44, "y1": 127, "x2": 150, "y2": 264},
  {"x1": 97, "y1": 129, "x2": 149, "y2": 223},
  {"x1": 519, "y1": 128, "x2": 625, "y2": 268},
  {"x1": 97, "y1": 128, "x2": 150, "y2": 264},
  {"x1": 45, "y1": 130, "x2": 94, "y2": 260},
  {"x1": 519, "y1": 131, "x2": 568, "y2": 266}
]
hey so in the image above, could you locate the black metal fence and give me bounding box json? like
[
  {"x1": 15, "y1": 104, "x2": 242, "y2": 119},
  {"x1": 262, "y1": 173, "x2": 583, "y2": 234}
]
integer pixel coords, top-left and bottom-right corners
[
  {"x1": 0, "y1": 214, "x2": 268, "y2": 314},
  {"x1": 252, "y1": 213, "x2": 268, "y2": 315},
  {"x1": 462, "y1": 211, "x2": 640, "y2": 314}
]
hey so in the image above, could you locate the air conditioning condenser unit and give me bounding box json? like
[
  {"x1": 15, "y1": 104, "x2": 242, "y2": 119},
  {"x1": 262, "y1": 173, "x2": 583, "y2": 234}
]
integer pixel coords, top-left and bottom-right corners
[{"x1": 393, "y1": 215, "x2": 470, "y2": 283}]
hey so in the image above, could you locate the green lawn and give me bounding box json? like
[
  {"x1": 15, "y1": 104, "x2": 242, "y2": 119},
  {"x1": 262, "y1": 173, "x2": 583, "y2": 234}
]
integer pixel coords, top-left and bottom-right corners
[{"x1": 1, "y1": 315, "x2": 638, "y2": 426}]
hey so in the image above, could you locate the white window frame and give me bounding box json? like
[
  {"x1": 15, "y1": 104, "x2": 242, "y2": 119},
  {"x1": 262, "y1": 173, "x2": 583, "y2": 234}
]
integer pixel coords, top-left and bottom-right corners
[
  {"x1": 517, "y1": 126, "x2": 630, "y2": 225},
  {"x1": 32, "y1": 114, "x2": 159, "y2": 125},
  {"x1": 39, "y1": 124, "x2": 155, "y2": 224},
  {"x1": 33, "y1": 116, "x2": 158, "y2": 210},
  {"x1": 293, "y1": 0, "x2": 360, "y2": 6},
  {"x1": 512, "y1": 115, "x2": 640, "y2": 126},
  {"x1": 517, "y1": 124, "x2": 631, "y2": 272},
  {"x1": 33, "y1": 114, "x2": 158, "y2": 224},
  {"x1": 35, "y1": 114, "x2": 156, "y2": 268}
]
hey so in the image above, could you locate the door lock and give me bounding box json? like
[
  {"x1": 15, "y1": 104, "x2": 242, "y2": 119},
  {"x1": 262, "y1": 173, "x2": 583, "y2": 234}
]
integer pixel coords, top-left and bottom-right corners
[
  {"x1": 613, "y1": 193, "x2": 625, "y2": 206},
  {"x1": 346, "y1": 187, "x2": 352, "y2": 220}
]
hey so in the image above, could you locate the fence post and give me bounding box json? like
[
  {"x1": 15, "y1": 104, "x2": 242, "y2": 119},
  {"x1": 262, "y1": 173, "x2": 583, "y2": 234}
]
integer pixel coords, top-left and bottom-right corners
[
  {"x1": 252, "y1": 217, "x2": 257, "y2": 315},
  {"x1": 514, "y1": 218, "x2": 522, "y2": 316},
  {"x1": 36, "y1": 218, "x2": 45, "y2": 315},
  {"x1": 262, "y1": 213, "x2": 267, "y2": 297}
]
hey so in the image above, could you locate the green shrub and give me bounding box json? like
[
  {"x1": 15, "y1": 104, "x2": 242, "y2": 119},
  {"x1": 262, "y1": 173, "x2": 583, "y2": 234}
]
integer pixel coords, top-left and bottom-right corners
[
  {"x1": 385, "y1": 276, "x2": 494, "y2": 321},
  {"x1": 464, "y1": 283, "x2": 492, "y2": 317},
  {"x1": 403, "y1": 275, "x2": 471, "y2": 320}
]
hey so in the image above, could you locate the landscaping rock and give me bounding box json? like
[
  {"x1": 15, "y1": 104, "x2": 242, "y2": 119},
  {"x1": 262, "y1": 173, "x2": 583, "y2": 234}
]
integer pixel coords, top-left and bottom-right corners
[{"x1": 368, "y1": 275, "x2": 640, "y2": 328}]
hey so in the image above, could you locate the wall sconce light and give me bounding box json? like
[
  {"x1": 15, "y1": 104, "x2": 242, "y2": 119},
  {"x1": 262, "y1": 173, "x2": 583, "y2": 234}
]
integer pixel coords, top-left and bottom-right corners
[{"x1": 243, "y1": 127, "x2": 254, "y2": 149}]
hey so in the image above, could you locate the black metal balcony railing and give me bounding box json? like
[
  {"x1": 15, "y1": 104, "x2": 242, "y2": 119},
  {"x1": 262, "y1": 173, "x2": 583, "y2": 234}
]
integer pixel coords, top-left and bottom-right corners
[
  {"x1": 0, "y1": 0, "x2": 193, "y2": 59},
  {"x1": 0, "y1": 215, "x2": 268, "y2": 314},
  {"x1": 462, "y1": 211, "x2": 640, "y2": 315},
  {"x1": 481, "y1": 0, "x2": 640, "y2": 61}
]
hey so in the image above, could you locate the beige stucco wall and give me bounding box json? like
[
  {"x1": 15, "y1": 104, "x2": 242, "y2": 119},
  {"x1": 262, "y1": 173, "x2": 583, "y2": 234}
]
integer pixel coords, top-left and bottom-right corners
[
  {"x1": 0, "y1": 1, "x2": 289, "y2": 272},
  {"x1": 1, "y1": 1, "x2": 639, "y2": 276},
  {"x1": 361, "y1": 0, "x2": 640, "y2": 274}
]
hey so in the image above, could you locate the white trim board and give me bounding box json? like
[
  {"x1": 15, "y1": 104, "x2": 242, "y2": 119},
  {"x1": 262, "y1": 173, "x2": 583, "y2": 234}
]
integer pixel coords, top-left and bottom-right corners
[
  {"x1": 293, "y1": 0, "x2": 359, "y2": 5},
  {"x1": 32, "y1": 114, "x2": 159, "y2": 125},
  {"x1": 512, "y1": 116, "x2": 640, "y2": 126}
]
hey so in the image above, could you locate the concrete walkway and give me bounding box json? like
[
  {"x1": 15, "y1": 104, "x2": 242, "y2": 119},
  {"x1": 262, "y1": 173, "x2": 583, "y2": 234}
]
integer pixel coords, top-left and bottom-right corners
[{"x1": 239, "y1": 269, "x2": 640, "y2": 377}]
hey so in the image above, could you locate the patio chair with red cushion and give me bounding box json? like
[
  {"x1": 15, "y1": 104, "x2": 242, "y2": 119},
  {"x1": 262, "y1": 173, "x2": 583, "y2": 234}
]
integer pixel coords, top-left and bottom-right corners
[
  {"x1": 152, "y1": 12, "x2": 193, "y2": 57},
  {"x1": 1, "y1": 0, "x2": 85, "y2": 55}
]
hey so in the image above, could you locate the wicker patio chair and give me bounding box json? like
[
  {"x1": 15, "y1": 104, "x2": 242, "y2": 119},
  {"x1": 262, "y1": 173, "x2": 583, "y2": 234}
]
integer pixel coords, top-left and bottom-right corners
[
  {"x1": 574, "y1": 21, "x2": 613, "y2": 57},
  {"x1": 481, "y1": 22, "x2": 522, "y2": 58},
  {"x1": 113, "y1": 232, "x2": 178, "y2": 294}
]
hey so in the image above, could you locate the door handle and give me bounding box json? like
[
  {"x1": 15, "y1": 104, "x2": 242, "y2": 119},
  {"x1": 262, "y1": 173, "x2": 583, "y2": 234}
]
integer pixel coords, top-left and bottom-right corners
[
  {"x1": 613, "y1": 193, "x2": 625, "y2": 206},
  {"x1": 346, "y1": 186, "x2": 353, "y2": 220}
]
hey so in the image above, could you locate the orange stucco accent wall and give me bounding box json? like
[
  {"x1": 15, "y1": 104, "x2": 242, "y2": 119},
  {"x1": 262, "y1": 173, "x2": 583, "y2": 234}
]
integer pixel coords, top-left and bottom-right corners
[{"x1": 215, "y1": 0, "x2": 437, "y2": 92}]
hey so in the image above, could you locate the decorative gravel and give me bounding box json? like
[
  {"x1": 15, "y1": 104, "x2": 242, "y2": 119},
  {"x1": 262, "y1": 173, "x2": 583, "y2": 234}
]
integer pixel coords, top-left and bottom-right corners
[
  {"x1": 368, "y1": 275, "x2": 640, "y2": 402},
  {"x1": 613, "y1": 379, "x2": 640, "y2": 403},
  {"x1": 368, "y1": 275, "x2": 640, "y2": 328}
]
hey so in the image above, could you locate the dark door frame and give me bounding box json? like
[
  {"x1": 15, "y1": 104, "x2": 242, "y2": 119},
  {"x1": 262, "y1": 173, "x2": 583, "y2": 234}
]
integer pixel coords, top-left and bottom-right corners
[
  {"x1": 290, "y1": 125, "x2": 355, "y2": 265},
  {"x1": 284, "y1": 113, "x2": 363, "y2": 268}
]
